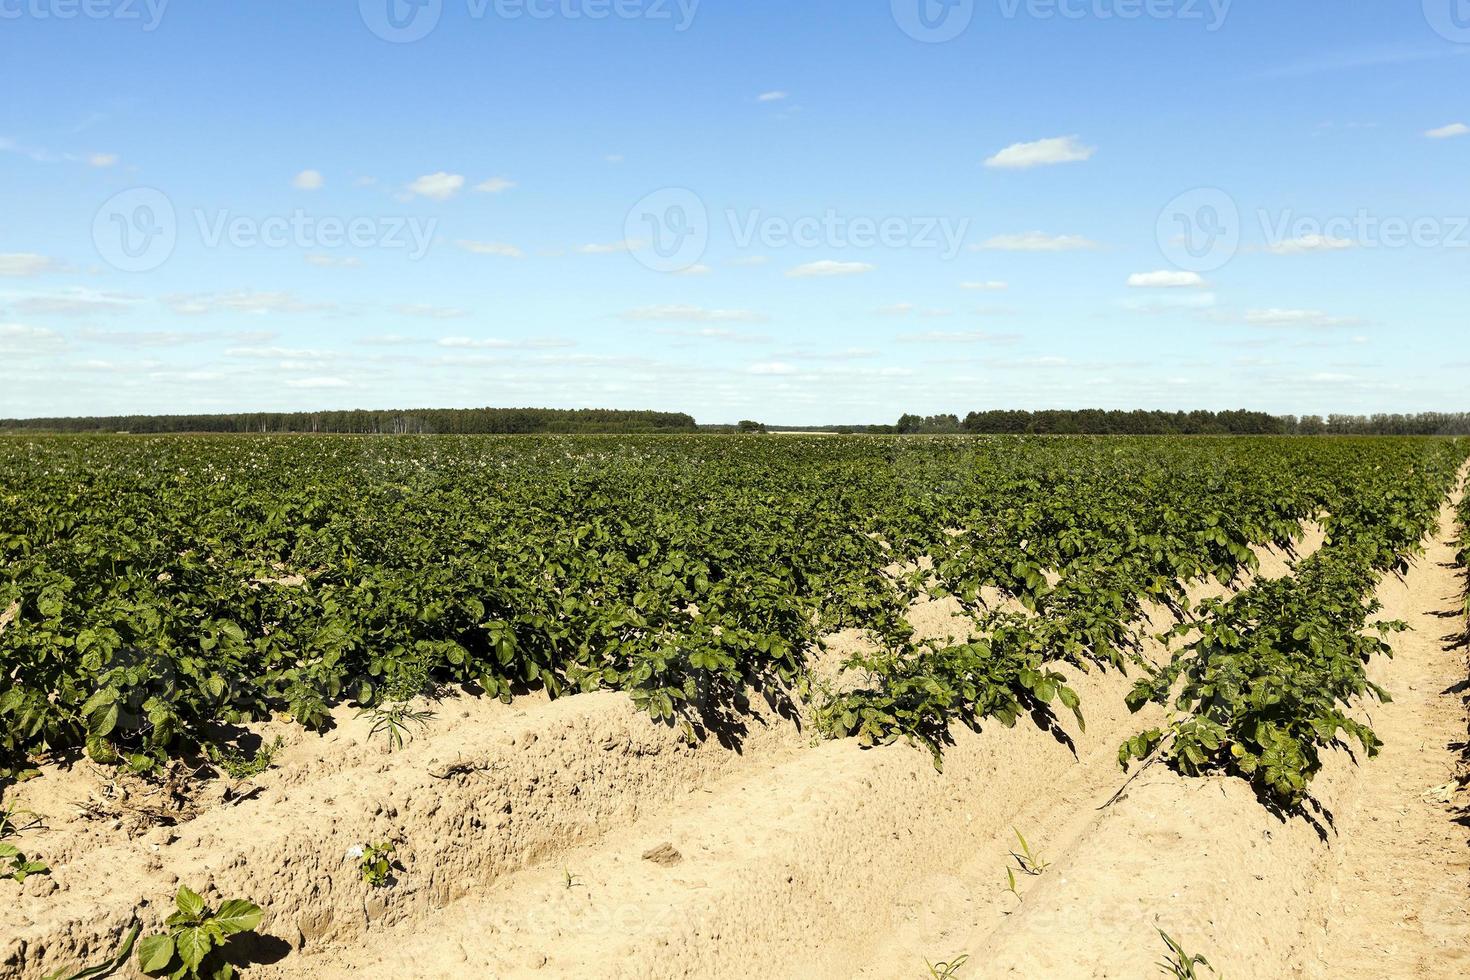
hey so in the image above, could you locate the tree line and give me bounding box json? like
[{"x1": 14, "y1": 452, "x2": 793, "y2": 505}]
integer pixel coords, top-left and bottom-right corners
[
  {"x1": 0, "y1": 407, "x2": 699, "y2": 435},
  {"x1": 885, "y1": 410, "x2": 1470, "y2": 436}
]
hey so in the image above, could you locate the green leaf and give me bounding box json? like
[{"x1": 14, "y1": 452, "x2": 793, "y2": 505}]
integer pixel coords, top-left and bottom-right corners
[
  {"x1": 213, "y1": 900, "x2": 263, "y2": 937},
  {"x1": 173, "y1": 926, "x2": 212, "y2": 972},
  {"x1": 174, "y1": 885, "x2": 206, "y2": 920},
  {"x1": 137, "y1": 934, "x2": 176, "y2": 975}
]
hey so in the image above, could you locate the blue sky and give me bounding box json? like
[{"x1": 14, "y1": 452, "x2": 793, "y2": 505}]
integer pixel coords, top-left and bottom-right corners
[{"x1": 2, "y1": 0, "x2": 1467, "y2": 424}]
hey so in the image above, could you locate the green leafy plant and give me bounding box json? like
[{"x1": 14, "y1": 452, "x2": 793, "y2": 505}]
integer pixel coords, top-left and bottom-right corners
[
  {"x1": 136, "y1": 885, "x2": 263, "y2": 980},
  {"x1": 356, "y1": 703, "x2": 434, "y2": 752},
  {"x1": 357, "y1": 842, "x2": 397, "y2": 888},
  {"x1": 1157, "y1": 929, "x2": 1215, "y2": 978},
  {"x1": 563, "y1": 868, "x2": 584, "y2": 890},
  {"x1": 0, "y1": 842, "x2": 49, "y2": 883},
  {"x1": 925, "y1": 953, "x2": 970, "y2": 978}
]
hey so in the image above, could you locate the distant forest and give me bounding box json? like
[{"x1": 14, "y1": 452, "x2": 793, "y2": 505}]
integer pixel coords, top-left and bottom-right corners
[
  {"x1": 0, "y1": 407, "x2": 698, "y2": 435},
  {"x1": 880, "y1": 410, "x2": 1470, "y2": 436},
  {"x1": 4, "y1": 407, "x2": 1469, "y2": 437}
]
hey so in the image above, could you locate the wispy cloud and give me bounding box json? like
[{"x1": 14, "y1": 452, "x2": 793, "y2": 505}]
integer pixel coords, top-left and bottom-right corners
[
  {"x1": 984, "y1": 135, "x2": 1095, "y2": 170},
  {"x1": 164, "y1": 292, "x2": 336, "y2": 316},
  {"x1": 786, "y1": 260, "x2": 875, "y2": 278},
  {"x1": 974, "y1": 232, "x2": 1100, "y2": 252},
  {"x1": 293, "y1": 169, "x2": 324, "y2": 191},
  {"x1": 757, "y1": 91, "x2": 789, "y2": 102},
  {"x1": 455, "y1": 239, "x2": 525, "y2": 258},
  {"x1": 1426, "y1": 122, "x2": 1469, "y2": 140},
  {"x1": 475, "y1": 176, "x2": 517, "y2": 193},
  {"x1": 0, "y1": 253, "x2": 67, "y2": 278},
  {"x1": 620, "y1": 304, "x2": 771, "y2": 324},
  {"x1": 1127, "y1": 270, "x2": 1207, "y2": 288},
  {"x1": 404, "y1": 172, "x2": 465, "y2": 201}
]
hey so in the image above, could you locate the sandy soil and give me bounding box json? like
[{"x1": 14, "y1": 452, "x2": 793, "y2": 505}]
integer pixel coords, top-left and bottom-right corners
[{"x1": 3, "y1": 508, "x2": 1467, "y2": 980}]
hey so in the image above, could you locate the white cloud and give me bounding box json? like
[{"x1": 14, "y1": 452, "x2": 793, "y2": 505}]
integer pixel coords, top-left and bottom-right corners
[
  {"x1": 1244, "y1": 308, "x2": 1363, "y2": 329},
  {"x1": 674, "y1": 264, "x2": 712, "y2": 277},
  {"x1": 88, "y1": 153, "x2": 118, "y2": 168},
  {"x1": 392, "y1": 303, "x2": 467, "y2": 319},
  {"x1": 475, "y1": 177, "x2": 517, "y2": 194},
  {"x1": 1263, "y1": 234, "x2": 1356, "y2": 255},
  {"x1": 960, "y1": 280, "x2": 1008, "y2": 291},
  {"x1": 758, "y1": 91, "x2": 789, "y2": 102},
  {"x1": 748, "y1": 361, "x2": 797, "y2": 375},
  {"x1": 975, "y1": 232, "x2": 1100, "y2": 252},
  {"x1": 897, "y1": 330, "x2": 1021, "y2": 345},
  {"x1": 292, "y1": 169, "x2": 325, "y2": 191},
  {"x1": 1127, "y1": 270, "x2": 1207, "y2": 288},
  {"x1": 730, "y1": 255, "x2": 770, "y2": 267},
  {"x1": 605, "y1": 154, "x2": 625, "y2": 164},
  {"x1": 455, "y1": 239, "x2": 525, "y2": 258},
  {"x1": 654, "y1": 327, "x2": 767, "y2": 343},
  {"x1": 576, "y1": 240, "x2": 645, "y2": 255},
  {"x1": 1426, "y1": 122, "x2": 1469, "y2": 139},
  {"x1": 0, "y1": 253, "x2": 64, "y2": 277},
  {"x1": 225, "y1": 345, "x2": 336, "y2": 360},
  {"x1": 9, "y1": 287, "x2": 135, "y2": 316},
  {"x1": 305, "y1": 254, "x2": 363, "y2": 269},
  {"x1": 405, "y1": 172, "x2": 465, "y2": 201},
  {"x1": 285, "y1": 376, "x2": 352, "y2": 389},
  {"x1": 984, "y1": 135, "x2": 1095, "y2": 170},
  {"x1": 786, "y1": 260, "x2": 875, "y2": 278},
  {"x1": 620, "y1": 304, "x2": 770, "y2": 324},
  {"x1": 0, "y1": 323, "x2": 64, "y2": 353},
  {"x1": 437, "y1": 336, "x2": 573, "y2": 351},
  {"x1": 877, "y1": 303, "x2": 915, "y2": 316},
  {"x1": 164, "y1": 292, "x2": 336, "y2": 316}
]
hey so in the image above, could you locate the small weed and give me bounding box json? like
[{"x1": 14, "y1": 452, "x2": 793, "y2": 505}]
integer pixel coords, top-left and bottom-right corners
[
  {"x1": 137, "y1": 885, "x2": 263, "y2": 980},
  {"x1": 925, "y1": 953, "x2": 969, "y2": 978},
  {"x1": 0, "y1": 843, "x2": 49, "y2": 883},
  {"x1": 40, "y1": 922, "x2": 141, "y2": 980},
  {"x1": 1157, "y1": 929, "x2": 1215, "y2": 979},
  {"x1": 563, "y1": 868, "x2": 585, "y2": 890},
  {"x1": 358, "y1": 842, "x2": 398, "y2": 888},
  {"x1": 1009, "y1": 828, "x2": 1050, "y2": 876},
  {"x1": 1003, "y1": 866, "x2": 1022, "y2": 905},
  {"x1": 0, "y1": 804, "x2": 42, "y2": 839},
  {"x1": 211, "y1": 736, "x2": 284, "y2": 780},
  {"x1": 357, "y1": 703, "x2": 434, "y2": 752}
]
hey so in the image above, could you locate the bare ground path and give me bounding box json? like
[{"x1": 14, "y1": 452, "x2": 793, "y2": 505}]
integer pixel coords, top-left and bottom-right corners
[{"x1": 1299, "y1": 484, "x2": 1470, "y2": 979}]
